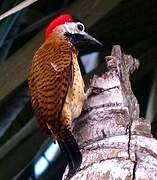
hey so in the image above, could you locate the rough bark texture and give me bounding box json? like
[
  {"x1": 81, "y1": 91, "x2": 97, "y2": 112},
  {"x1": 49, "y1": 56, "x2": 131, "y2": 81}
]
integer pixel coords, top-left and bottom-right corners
[{"x1": 63, "y1": 45, "x2": 157, "y2": 180}]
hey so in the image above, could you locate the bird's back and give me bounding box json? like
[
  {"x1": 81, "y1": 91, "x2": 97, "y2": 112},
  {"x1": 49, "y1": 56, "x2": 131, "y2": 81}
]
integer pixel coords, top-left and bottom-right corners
[{"x1": 28, "y1": 32, "x2": 74, "y2": 134}]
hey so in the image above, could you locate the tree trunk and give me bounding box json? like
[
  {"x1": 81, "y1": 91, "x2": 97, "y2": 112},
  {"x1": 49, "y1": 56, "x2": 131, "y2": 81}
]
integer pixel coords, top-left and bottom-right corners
[{"x1": 63, "y1": 45, "x2": 157, "y2": 180}]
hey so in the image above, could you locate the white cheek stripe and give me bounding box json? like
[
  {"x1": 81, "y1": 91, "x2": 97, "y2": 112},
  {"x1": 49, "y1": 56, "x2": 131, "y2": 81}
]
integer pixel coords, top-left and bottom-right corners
[
  {"x1": 64, "y1": 22, "x2": 76, "y2": 34},
  {"x1": 64, "y1": 22, "x2": 84, "y2": 34}
]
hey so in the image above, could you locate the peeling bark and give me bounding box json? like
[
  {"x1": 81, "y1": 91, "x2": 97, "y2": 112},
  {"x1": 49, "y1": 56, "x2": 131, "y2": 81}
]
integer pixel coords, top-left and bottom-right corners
[{"x1": 63, "y1": 45, "x2": 157, "y2": 180}]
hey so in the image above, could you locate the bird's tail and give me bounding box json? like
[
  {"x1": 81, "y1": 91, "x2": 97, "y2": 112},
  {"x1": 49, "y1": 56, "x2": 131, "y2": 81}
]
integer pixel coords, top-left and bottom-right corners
[{"x1": 58, "y1": 128, "x2": 82, "y2": 179}]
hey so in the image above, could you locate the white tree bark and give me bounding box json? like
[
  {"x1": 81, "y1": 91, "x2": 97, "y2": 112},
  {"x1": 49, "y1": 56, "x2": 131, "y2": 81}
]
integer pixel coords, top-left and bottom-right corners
[{"x1": 63, "y1": 45, "x2": 157, "y2": 180}]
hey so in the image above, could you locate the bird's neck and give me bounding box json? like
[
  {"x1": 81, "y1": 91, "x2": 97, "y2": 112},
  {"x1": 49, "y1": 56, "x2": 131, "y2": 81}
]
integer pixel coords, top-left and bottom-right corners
[
  {"x1": 48, "y1": 30, "x2": 69, "y2": 45},
  {"x1": 47, "y1": 30, "x2": 78, "y2": 56}
]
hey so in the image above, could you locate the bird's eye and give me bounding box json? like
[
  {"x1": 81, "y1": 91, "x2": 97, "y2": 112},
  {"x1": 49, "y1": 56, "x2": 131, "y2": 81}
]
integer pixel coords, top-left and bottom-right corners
[{"x1": 77, "y1": 23, "x2": 84, "y2": 31}]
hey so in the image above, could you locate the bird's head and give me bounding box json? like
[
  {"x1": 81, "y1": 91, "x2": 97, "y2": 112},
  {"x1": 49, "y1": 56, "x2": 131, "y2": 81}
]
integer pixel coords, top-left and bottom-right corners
[{"x1": 45, "y1": 14, "x2": 102, "y2": 46}]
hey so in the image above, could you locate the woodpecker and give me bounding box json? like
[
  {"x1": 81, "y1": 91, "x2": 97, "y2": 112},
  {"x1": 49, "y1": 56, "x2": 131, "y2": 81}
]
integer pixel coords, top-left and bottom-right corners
[{"x1": 28, "y1": 14, "x2": 102, "y2": 177}]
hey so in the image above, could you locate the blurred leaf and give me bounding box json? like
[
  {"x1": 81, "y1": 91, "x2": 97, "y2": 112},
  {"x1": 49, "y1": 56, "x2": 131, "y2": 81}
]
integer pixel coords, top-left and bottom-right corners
[
  {"x1": 0, "y1": 82, "x2": 30, "y2": 145},
  {"x1": 0, "y1": 11, "x2": 25, "y2": 62},
  {"x1": 0, "y1": 9, "x2": 61, "y2": 48},
  {"x1": 152, "y1": 113, "x2": 157, "y2": 139},
  {"x1": 0, "y1": 0, "x2": 28, "y2": 62},
  {"x1": 0, "y1": 0, "x2": 39, "y2": 21},
  {"x1": 0, "y1": 118, "x2": 46, "y2": 180},
  {"x1": 146, "y1": 69, "x2": 157, "y2": 121}
]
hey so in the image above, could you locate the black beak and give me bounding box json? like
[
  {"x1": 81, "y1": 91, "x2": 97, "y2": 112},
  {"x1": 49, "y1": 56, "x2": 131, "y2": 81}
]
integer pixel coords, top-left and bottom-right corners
[
  {"x1": 65, "y1": 32, "x2": 103, "y2": 46},
  {"x1": 82, "y1": 32, "x2": 103, "y2": 46}
]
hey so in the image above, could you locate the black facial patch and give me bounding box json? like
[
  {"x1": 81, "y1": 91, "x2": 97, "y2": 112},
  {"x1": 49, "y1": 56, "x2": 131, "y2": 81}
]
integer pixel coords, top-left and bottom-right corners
[{"x1": 64, "y1": 32, "x2": 84, "y2": 44}]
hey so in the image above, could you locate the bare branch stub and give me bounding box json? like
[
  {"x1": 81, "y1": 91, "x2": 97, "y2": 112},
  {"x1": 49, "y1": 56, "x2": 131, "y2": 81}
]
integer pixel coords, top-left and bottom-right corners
[{"x1": 63, "y1": 45, "x2": 157, "y2": 180}]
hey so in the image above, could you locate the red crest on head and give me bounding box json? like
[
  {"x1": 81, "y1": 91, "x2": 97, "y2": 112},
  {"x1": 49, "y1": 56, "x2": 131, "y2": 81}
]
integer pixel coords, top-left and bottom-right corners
[{"x1": 45, "y1": 14, "x2": 73, "y2": 40}]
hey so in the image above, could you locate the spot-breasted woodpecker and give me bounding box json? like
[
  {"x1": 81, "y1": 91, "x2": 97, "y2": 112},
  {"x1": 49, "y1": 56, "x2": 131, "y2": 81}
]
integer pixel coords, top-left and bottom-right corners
[{"x1": 28, "y1": 14, "x2": 102, "y2": 177}]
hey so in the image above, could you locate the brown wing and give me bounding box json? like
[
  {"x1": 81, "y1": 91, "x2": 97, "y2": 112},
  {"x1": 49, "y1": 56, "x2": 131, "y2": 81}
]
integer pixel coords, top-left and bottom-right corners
[{"x1": 28, "y1": 39, "x2": 73, "y2": 133}]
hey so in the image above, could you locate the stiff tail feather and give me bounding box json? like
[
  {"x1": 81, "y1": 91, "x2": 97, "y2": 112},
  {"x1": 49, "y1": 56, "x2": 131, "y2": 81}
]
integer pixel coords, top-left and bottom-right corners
[{"x1": 58, "y1": 128, "x2": 82, "y2": 179}]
